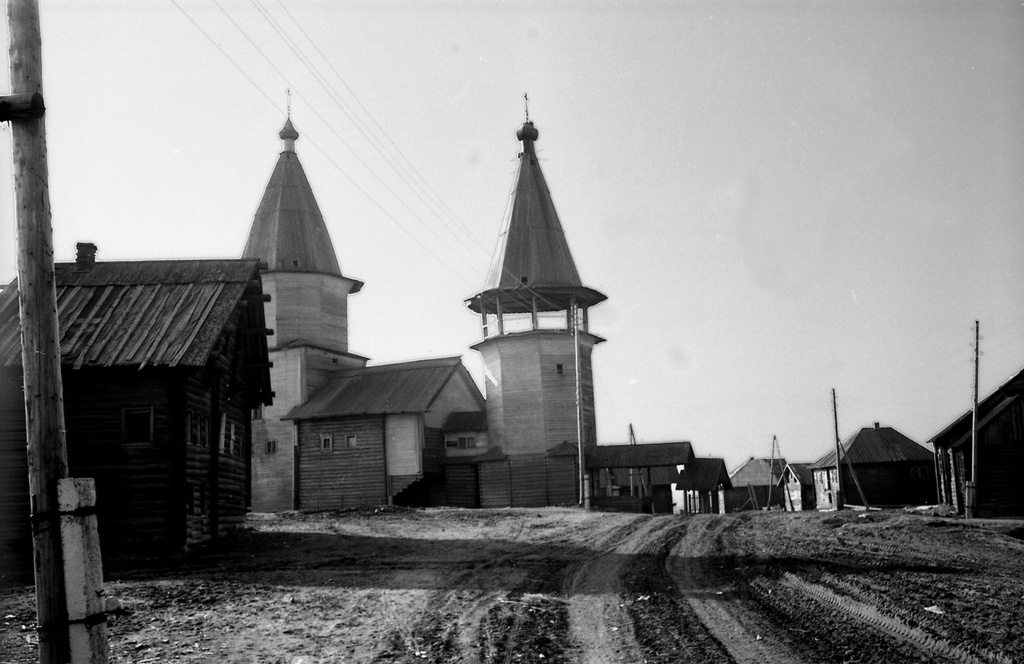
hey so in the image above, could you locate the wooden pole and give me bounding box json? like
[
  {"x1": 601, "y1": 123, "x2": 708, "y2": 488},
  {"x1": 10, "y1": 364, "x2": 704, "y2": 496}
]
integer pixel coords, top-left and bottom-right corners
[
  {"x1": 6, "y1": 0, "x2": 71, "y2": 661},
  {"x1": 967, "y1": 320, "x2": 980, "y2": 519},
  {"x1": 832, "y1": 389, "x2": 844, "y2": 510}
]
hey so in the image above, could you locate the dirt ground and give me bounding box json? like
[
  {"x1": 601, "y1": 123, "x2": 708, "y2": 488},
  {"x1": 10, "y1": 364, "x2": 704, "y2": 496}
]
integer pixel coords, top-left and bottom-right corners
[{"x1": 1, "y1": 507, "x2": 1023, "y2": 664}]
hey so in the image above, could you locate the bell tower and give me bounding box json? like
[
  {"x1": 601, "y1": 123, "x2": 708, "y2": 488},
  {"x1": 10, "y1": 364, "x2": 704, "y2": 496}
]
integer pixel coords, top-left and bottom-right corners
[
  {"x1": 466, "y1": 118, "x2": 606, "y2": 459},
  {"x1": 244, "y1": 117, "x2": 366, "y2": 511}
]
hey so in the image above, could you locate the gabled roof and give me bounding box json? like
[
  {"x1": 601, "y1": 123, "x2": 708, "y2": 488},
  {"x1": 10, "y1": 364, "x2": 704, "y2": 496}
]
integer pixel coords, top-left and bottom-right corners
[
  {"x1": 928, "y1": 365, "x2": 1024, "y2": 449},
  {"x1": 443, "y1": 411, "x2": 488, "y2": 433},
  {"x1": 729, "y1": 457, "x2": 787, "y2": 487},
  {"x1": 467, "y1": 120, "x2": 605, "y2": 314},
  {"x1": 780, "y1": 463, "x2": 814, "y2": 486},
  {"x1": 585, "y1": 441, "x2": 694, "y2": 469},
  {"x1": 285, "y1": 356, "x2": 479, "y2": 420},
  {"x1": 676, "y1": 457, "x2": 732, "y2": 491},
  {"x1": 0, "y1": 258, "x2": 267, "y2": 370},
  {"x1": 241, "y1": 119, "x2": 359, "y2": 285},
  {"x1": 809, "y1": 425, "x2": 933, "y2": 470}
]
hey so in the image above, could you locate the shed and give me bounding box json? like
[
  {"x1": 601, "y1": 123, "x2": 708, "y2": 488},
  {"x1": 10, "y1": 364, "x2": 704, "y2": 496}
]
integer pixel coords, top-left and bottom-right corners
[
  {"x1": 284, "y1": 356, "x2": 485, "y2": 509},
  {"x1": 809, "y1": 423, "x2": 935, "y2": 510},
  {"x1": 930, "y1": 366, "x2": 1024, "y2": 517},
  {"x1": 673, "y1": 457, "x2": 731, "y2": 514},
  {"x1": 586, "y1": 441, "x2": 694, "y2": 513},
  {"x1": 0, "y1": 251, "x2": 273, "y2": 573},
  {"x1": 722, "y1": 457, "x2": 787, "y2": 512},
  {"x1": 778, "y1": 462, "x2": 816, "y2": 511}
]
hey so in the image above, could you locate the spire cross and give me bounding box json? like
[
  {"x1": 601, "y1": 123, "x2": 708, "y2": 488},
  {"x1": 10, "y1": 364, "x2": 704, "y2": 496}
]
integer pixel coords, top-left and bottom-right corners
[
  {"x1": 286, "y1": 88, "x2": 291, "y2": 117},
  {"x1": 523, "y1": 92, "x2": 530, "y2": 122}
]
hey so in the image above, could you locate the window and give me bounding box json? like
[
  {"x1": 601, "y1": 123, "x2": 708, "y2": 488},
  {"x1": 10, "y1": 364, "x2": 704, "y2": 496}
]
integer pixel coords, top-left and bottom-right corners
[
  {"x1": 188, "y1": 410, "x2": 201, "y2": 445},
  {"x1": 556, "y1": 364, "x2": 564, "y2": 375},
  {"x1": 265, "y1": 439, "x2": 278, "y2": 454},
  {"x1": 345, "y1": 434, "x2": 357, "y2": 449},
  {"x1": 458, "y1": 436, "x2": 476, "y2": 449},
  {"x1": 231, "y1": 423, "x2": 242, "y2": 457},
  {"x1": 253, "y1": 405, "x2": 263, "y2": 420},
  {"x1": 446, "y1": 438, "x2": 459, "y2": 449},
  {"x1": 122, "y1": 408, "x2": 153, "y2": 443},
  {"x1": 199, "y1": 414, "x2": 209, "y2": 447},
  {"x1": 320, "y1": 433, "x2": 333, "y2": 451}
]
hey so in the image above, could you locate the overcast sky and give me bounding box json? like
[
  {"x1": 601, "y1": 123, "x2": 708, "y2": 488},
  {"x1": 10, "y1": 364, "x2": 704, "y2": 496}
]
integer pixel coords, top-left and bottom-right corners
[{"x1": 1, "y1": 1, "x2": 1021, "y2": 471}]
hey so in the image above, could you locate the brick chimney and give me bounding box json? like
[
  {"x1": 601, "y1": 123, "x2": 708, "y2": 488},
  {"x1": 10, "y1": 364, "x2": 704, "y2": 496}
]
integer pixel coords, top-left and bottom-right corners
[{"x1": 75, "y1": 242, "x2": 97, "y2": 270}]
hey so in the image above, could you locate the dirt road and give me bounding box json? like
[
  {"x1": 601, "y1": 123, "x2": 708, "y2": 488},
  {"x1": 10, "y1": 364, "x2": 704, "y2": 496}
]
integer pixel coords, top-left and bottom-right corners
[{"x1": 1, "y1": 507, "x2": 1022, "y2": 663}]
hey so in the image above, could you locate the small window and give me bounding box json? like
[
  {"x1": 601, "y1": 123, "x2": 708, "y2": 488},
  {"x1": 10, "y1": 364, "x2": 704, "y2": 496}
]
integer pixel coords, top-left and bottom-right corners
[
  {"x1": 520, "y1": 276, "x2": 528, "y2": 284},
  {"x1": 345, "y1": 434, "x2": 357, "y2": 449},
  {"x1": 231, "y1": 423, "x2": 242, "y2": 456},
  {"x1": 265, "y1": 439, "x2": 277, "y2": 454},
  {"x1": 253, "y1": 405, "x2": 264, "y2": 421},
  {"x1": 446, "y1": 438, "x2": 459, "y2": 449},
  {"x1": 292, "y1": 260, "x2": 300, "y2": 268},
  {"x1": 188, "y1": 411, "x2": 201, "y2": 445},
  {"x1": 556, "y1": 364, "x2": 564, "y2": 375},
  {"x1": 458, "y1": 436, "x2": 476, "y2": 449},
  {"x1": 123, "y1": 408, "x2": 153, "y2": 443},
  {"x1": 199, "y1": 414, "x2": 209, "y2": 447},
  {"x1": 320, "y1": 433, "x2": 333, "y2": 451}
]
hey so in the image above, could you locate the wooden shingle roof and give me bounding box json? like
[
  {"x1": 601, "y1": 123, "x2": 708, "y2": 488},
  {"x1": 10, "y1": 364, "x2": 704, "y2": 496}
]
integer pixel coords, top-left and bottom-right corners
[
  {"x1": 809, "y1": 425, "x2": 933, "y2": 470},
  {"x1": 0, "y1": 259, "x2": 267, "y2": 370},
  {"x1": 241, "y1": 120, "x2": 359, "y2": 286},
  {"x1": 285, "y1": 357, "x2": 480, "y2": 420}
]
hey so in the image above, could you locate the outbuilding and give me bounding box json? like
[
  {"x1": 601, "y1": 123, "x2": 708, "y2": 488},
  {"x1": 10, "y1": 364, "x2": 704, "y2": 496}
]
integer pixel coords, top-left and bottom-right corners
[
  {"x1": 586, "y1": 441, "x2": 695, "y2": 513},
  {"x1": 0, "y1": 250, "x2": 273, "y2": 573}
]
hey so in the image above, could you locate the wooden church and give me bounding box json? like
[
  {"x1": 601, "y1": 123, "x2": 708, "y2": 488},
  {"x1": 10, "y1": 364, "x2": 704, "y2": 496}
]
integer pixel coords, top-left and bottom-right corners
[
  {"x1": 463, "y1": 118, "x2": 607, "y2": 507},
  {"x1": 244, "y1": 119, "x2": 486, "y2": 511}
]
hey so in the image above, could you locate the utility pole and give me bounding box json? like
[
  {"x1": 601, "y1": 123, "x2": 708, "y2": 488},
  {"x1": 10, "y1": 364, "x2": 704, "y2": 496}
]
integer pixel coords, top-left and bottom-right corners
[
  {"x1": 831, "y1": 389, "x2": 844, "y2": 510},
  {"x1": 573, "y1": 301, "x2": 588, "y2": 509},
  {"x1": 6, "y1": 0, "x2": 70, "y2": 661},
  {"x1": 767, "y1": 435, "x2": 781, "y2": 509},
  {"x1": 967, "y1": 320, "x2": 980, "y2": 519}
]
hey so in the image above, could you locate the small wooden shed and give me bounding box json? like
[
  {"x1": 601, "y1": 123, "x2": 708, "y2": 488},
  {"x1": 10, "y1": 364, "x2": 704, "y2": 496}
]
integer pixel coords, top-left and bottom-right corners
[
  {"x1": 0, "y1": 252, "x2": 273, "y2": 570},
  {"x1": 586, "y1": 441, "x2": 695, "y2": 513},
  {"x1": 930, "y1": 366, "x2": 1024, "y2": 517},
  {"x1": 673, "y1": 457, "x2": 731, "y2": 514},
  {"x1": 778, "y1": 462, "x2": 816, "y2": 511},
  {"x1": 810, "y1": 423, "x2": 935, "y2": 510}
]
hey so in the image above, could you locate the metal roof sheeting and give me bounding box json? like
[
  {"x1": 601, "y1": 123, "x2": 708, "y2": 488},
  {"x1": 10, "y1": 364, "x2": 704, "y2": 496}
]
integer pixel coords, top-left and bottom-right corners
[
  {"x1": 809, "y1": 425, "x2": 933, "y2": 470},
  {"x1": 285, "y1": 357, "x2": 468, "y2": 420},
  {"x1": 0, "y1": 260, "x2": 261, "y2": 369},
  {"x1": 585, "y1": 441, "x2": 694, "y2": 469}
]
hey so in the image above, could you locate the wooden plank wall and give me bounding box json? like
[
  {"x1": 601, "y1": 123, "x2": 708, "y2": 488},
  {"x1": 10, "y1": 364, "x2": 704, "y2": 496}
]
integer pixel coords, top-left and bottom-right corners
[
  {"x1": 0, "y1": 368, "x2": 31, "y2": 579},
  {"x1": 546, "y1": 455, "x2": 578, "y2": 505},
  {"x1": 444, "y1": 463, "x2": 479, "y2": 508},
  {"x1": 978, "y1": 398, "x2": 1024, "y2": 516},
  {"x1": 296, "y1": 415, "x2": 386, "y2": 510},
  {"x1": 510, "y1": 454, "x2": 548, "y2": 507},
  {"x1": 479, "y1": 459, "x2": 512, "y2": 508}
]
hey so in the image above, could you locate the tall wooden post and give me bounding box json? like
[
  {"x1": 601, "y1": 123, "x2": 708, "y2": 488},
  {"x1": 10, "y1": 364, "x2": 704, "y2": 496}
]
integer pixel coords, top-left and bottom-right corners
[
  {"x1": 967, "y1": 320, "x2": 980, "y2": 519},
  {"x1": 831, "y1": 389, "x2": 844, "y2": 510},
  {"x1": 7, "y1": 0, "x2": 71, "y2": 661}
]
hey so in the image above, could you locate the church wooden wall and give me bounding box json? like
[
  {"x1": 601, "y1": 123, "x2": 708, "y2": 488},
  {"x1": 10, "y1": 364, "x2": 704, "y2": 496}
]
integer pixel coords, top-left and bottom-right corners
[
  {"x1": 262, "y1": 272, "x2": 357, "y2": 354},
  {"x1": 296, "y1": 415, "x2": 386, "y2": 510}
]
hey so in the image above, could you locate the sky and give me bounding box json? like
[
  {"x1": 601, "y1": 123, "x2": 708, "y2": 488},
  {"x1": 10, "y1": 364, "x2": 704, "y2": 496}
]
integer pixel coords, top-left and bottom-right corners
[{"x1": 0, "y1": 1, "x2": 1021, "y2": 472}]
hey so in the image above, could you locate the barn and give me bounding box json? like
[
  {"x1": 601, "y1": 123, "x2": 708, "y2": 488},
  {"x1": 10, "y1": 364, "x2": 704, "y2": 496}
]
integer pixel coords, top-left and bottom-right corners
[
  {"x1": 722, "y1": 457, "x2": 787, "y2": 512},
  {"x1": 930, "y1": 366, "x2": 1024, "y2": 517},
  {"x1": 673, "y1": 457, "x2": 731, "y2": 514},
  {"x1": 283, "y1": 356, "x2": 485, "y2": 510},
  {"x1": 587, "y1": 442, "x2": 695, "y2": 513},
  {"x1": 0, "y1": 249, "x2": 273, "y2": 573},
  {"x1": 810, "y1": 423, "x2": 935, "y2": 510}
]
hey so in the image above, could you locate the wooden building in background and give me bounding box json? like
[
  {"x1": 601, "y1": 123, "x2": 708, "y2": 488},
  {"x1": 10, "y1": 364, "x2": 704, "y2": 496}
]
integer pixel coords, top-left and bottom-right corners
[
  {"x1": 779, "y1": 462, "x2": 816, "y2": 511},
  {"x1": 284, "y1": 357, "x2": 485, "y2": 509},
  {"x1": 810, "y1": 423, "x2": 935, "y2": 510},
  {"x1": 464, "y1": 118, "x2": 606, "y2": 507},
  {"x1": 674, "y1": 457, "x2": 731, "y2": 514},
  {"x1": 0, "y1": 249, "x2": 273, "y2": 572},
  {"x1": 587, "y1": 442, "x2": 695, "y2": 513},
  {"x1": 722, "y1": 457, "x2": 787, "y2": 512},
  {"x1": 930, "y1": 366, "x2": 1024, "y2": 517},
  {"x1": 242, "y1": 118, "x2": 368, "y2": 513}
]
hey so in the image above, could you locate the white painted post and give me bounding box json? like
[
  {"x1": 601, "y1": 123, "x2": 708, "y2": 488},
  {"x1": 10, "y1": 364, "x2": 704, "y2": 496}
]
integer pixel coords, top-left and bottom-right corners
[{"x1": 58, "y1": 478, "x2": 109, "y2": 664}]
